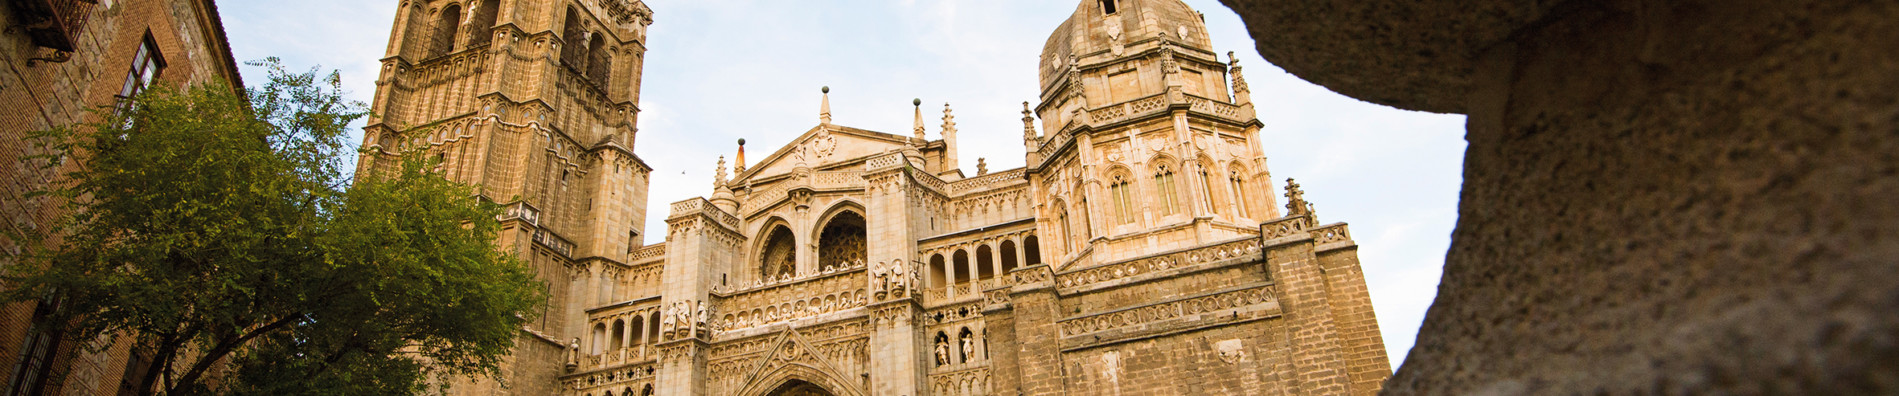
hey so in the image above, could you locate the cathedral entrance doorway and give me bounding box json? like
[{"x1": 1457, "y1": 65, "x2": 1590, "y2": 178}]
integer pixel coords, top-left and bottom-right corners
[{"x1": 764, "y1": 380, "x2": 835, "y2": 396}]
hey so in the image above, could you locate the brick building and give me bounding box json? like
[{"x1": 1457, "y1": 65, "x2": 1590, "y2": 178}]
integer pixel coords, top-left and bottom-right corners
[
  {"x1": 359, "y1": 0, "x2": 1391, "y2": 394},
  {"x1": 0, "y1": 0, "x2": 241, "y2": 395}
]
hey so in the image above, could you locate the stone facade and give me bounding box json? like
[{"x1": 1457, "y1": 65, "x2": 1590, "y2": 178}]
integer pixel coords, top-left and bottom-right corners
[
  {"x1": 362, "y1": 0, "x2": 1390, "y2": 395},
  {"x1": 0, "y1": 0, "x2": 242, "y2": 394}
]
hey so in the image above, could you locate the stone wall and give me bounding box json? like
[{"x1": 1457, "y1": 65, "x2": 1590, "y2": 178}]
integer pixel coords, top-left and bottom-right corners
[
  {"x1": 1219, "y1": 0, "x2": 1899, "y2": 393},
  {"x1": 0, "y1": 0, "x2": 239, "y2": 394}
]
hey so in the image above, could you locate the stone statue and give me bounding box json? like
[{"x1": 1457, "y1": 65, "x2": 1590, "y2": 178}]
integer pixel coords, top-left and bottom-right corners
[
  {"x1": 935, "y1": 338, "x2": 951, "y2": 366},
  {"x1": 562, "y1": 337, "x2": 577, "y2": 371},
  {"x1": 659, "y1": 305, "x2": 676, "y2": 334},
  {"x1": 962, "y1": 336, "x2": 976, "y2": 362},
  {"x1": 888, "y1": 259, "x2": 909, "y2": 296},
  {"x1": 695, "y1": 301, "x2": 710, "y2": 332},
  {"x1": 869, "y1": 262, "x2": 888, "y2": 294}
]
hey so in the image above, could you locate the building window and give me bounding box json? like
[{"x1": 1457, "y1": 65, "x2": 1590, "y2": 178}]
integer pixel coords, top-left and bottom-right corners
[
  {"x1": 1154, "y1": 164, "x2": 1179, "y2": 215},
  {"x1": 1229, "y1": 170, "x2": 1251, "y2": 218},
  {"x1": 1110, "y1": 174, "x2": 1134, "y2": 224},
  {"x1": 1100, "y1": 0, "x2": 1117, "y2": 15},
  {"x1": 6, "y1": 296, "x2": 64, "y2": 396},
  {"x1": 431, "y1": 4, "x2": 463, "y2": 57},
  {"x1": 1198, "y1": 163, "x2": 1218, "y2": 214},
  {"x1": 118, "y1": 35, "x2": 164, "y2": 104}
]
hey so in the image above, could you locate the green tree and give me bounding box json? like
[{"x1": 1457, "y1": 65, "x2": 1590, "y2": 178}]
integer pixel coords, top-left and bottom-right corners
[{"x1": 8, "y1": 58, "x2": 544, "y2": 395}]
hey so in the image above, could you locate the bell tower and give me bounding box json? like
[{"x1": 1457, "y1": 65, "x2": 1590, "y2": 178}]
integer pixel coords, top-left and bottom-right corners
[
  {"x1": 1027, "y1": 0, "x2": 1278, "y2": 268},
  {"x1": 359, "y1": 1, "x2": 656, "y2": 394}
]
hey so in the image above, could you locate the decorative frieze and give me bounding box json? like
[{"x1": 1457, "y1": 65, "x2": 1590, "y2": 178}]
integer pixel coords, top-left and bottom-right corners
[
  {"x1": 1058, "y1": 284, "x2": 1277, "y2": 340},
  {"x1": 1055, "y1": 237, "x2": 1263, "y2": 291}
]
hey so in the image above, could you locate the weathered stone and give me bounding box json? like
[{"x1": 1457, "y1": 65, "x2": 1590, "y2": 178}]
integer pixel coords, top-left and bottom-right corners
[{"x1": 1220, "y1": 0, "x2": 1899, "y2": 393}]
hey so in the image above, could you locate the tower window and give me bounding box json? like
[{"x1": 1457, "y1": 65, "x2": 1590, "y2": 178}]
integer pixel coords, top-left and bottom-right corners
[{"x1": 1100, "y1": 0, "x2": 1117, "y2": 15}]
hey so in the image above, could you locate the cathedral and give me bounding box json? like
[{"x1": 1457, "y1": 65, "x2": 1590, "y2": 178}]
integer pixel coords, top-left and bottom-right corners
[{"x1": 358, "y1": 0, "x2": 1391, "y2": 394}]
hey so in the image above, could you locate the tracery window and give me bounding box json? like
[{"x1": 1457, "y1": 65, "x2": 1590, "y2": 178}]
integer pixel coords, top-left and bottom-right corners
[
  {"x1": 1198, "y1": 162, "x2": 1219, "y2": 214},
  {"x1": 1229, "y1": 166, "x2": 1251, "y2": 218},
  {"x1": 1154, "y1": 164, "x2": 1180, "y2": 215},
  {"x1": 816, "y1": 211, "x2": 866, "y2": 269},
  {"x1": 758, "y1": 225, "x2": 796, "y2": 280},
  {"x1": 1110, "y1": 174, "x2": 1134, "y2": 224}
]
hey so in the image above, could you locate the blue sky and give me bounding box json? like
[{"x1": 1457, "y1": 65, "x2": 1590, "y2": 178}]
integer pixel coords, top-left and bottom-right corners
[{"x1": 217, "y1": 0, "x2": 1466, "y2": 369}]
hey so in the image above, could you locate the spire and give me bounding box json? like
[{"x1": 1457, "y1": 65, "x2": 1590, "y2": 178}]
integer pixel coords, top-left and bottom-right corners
[
  {"x1": 940, "y1": 103, "x2": 960, "y2": 179},
  {"x1": 1022, "y1": 101, "x2": 1037, "y2": 139},
  {"x1": 1284, "y1": 178, "x2": 1315, "y2": 220},
  {"x1": 714, "y1": 155, "x2": 727, "y2": 188},
  {"x1": 1228, "y1": 51, "x2": 1251, "y2": 104},
  {"x1": 911, "y1": 98, "x2": 925, "y2": 140},
  {"x1": 819, "y1": 86, "x2": 832, "y2": 124},
  {"x1": 940, "y1": 103, "x2": 957, "y2": 133}
]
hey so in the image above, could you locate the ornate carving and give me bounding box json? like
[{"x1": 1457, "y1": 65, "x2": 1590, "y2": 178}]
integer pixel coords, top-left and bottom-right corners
[
  {"x1": 1059, "y1": 285, "x2": 1275, "y2": 337},
  {"x1": 1056, "y1": 238, "x2": 1263, "y2": 290}
]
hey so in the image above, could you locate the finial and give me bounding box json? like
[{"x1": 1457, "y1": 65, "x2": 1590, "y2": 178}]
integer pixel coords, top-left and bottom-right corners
[
  {"x1": 976, "y1": 158, "x2": 988, "y2": 175},
  {"x1": 819, "y1": 86, "x2": 832, "y2": 124},
  {"x1": 714, "y1": 156, "x2": 727, "y2": 187},
  {"x1": 735, "y1": 138, "x2": 748, "y2": 173},
  {"x1": 1022, "y1": 101, "x2": 1038, "y2": 139},
  {"x1": 940, "y1": 103, "x2": 956, "y2": 132},
  {"x1": 1228, "y1": 51, "x2": 1251, "y2": 98},
  {"x1": 912, "y1": 98, "x2": 926, "y2": 140},
  {"x1": 1284, "y1": 178, "x2": 1314, "y2": 218}
]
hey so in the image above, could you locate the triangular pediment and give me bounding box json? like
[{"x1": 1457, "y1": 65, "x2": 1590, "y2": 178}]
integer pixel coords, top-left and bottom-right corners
[
  {"x1": 736, "y1": 327, "x2": 863, "y2": 396},
  {"x1": 737, "y1": 124, "x2": 913, "y2": 182}
]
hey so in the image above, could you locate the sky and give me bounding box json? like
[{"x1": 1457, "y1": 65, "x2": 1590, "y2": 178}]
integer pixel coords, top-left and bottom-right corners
[{"x1": 216, "y1": 0, "x2": 1467, "y2": 369}]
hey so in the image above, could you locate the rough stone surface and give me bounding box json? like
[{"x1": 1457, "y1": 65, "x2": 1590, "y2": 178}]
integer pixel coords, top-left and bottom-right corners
[
  {"x1": 1220, "y1": 0, "x2": 1899, "y2": 393},
  {"x1": 0, "y1": 1, "x2": 242, "y2": 395}
]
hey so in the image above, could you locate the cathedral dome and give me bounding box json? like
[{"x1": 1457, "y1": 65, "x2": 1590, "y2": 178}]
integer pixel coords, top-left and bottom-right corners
[{"x1": 1039, "y1": 0, "x2": 1209, "y2": 93}]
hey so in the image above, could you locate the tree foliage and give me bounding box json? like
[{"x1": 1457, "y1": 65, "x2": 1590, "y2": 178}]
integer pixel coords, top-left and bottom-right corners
[{"x1": 9, "y1": 58, "x2": 544, "y2": 395}]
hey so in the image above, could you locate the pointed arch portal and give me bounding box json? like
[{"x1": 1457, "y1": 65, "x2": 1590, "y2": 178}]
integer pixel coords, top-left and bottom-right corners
[{"x1": 765, "y1": 380, "x2": 836, "y2": 396}]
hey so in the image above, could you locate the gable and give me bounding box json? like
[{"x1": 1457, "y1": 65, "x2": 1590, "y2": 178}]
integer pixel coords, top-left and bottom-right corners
[{"x1": 739, "y1": 124, "x2": 912, "y2": 182}]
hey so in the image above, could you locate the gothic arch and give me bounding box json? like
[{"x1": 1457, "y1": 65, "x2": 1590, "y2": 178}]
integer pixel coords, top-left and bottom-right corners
[
  {"x1": 734, "y1": 345, "x2": 863, "y2": 396},
  {"x1": 813, "y1": 202, "x2": 867, "y2": 270},
  {"x1": 465, "y1": 0, "x2": 499, "y2": 47},
  {"x1": 430, "y1": 3, "x2": 464, "y2": 57},
  {"x1": 751, "y1": 217, "x2": 796, "y2": 281}
]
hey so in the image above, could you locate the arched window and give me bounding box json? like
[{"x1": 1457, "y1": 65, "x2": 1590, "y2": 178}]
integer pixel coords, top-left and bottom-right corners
[
  {"x1": 929, "y1": 254, "x2": 947, "y2": 289},
  {"x1": 976, "y1": 245, "x2": 995, "y2": 281},
  {"x1": 1154, "y1": 163, "x2": 1180, "y2": 215},
  {"x1": 647, "y1": 315, "x2": 659, "y2": 345},
  {"x1": 1076, "y1": 196, "x2": 1093, "y2": 243},
  {"x1": 431, "y1": 4, "x2": 464, "y2": 57},
  {"x1": 609, "y1": 319, "x2": 625, "y2": 351},
  {"x1": 952, "y1": 250, "x2": 971, "y2": 286},
  {"x1": 628, "y1": 314, "x2": 644, "y2": 346},
  {"x1": 1109, "y1": 173, "x2": 1134, "y2": 224},
  {"x1": 1024, "y1": 235, "x2": 1042, "y2": 265},
  {"x1": 999, "y1": 240, "x2": 1019, "y2": 274},
  {"x1": 586, "y1": 32, "x2": 611, "y2": 86},
  {"x1": 1198, "y1": 160, "x2": 1219, "y2": 214},
  {"x1": 758, "y1": 224, "x2": 796, "y2": 281},
  {"x1": 1053, "y1": 204, "x2": 1072, "y2": 254},
  {"x1": 465, "y1": 0, "x2": 499, "y2": 47},
  {"x1": 816, "y1": 210, "x2": 867, "y2": 269},
  {"x1": 590, "y1": 323, "x2": 607, "y2": 355},
  {"x1": 1229, "y1": 165, "x2": 1251, "y2": 218},
  {"x1": 561, "y1": 7, "x2": 586, "y2": 68}
]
